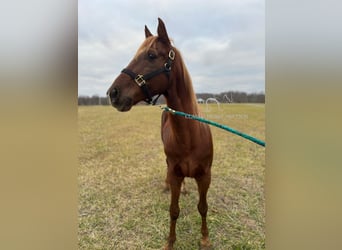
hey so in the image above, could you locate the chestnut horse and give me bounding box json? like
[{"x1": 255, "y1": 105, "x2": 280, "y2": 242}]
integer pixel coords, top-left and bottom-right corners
[{"x1": 107, "y1": 18, "x2": 213, "y2": 249}]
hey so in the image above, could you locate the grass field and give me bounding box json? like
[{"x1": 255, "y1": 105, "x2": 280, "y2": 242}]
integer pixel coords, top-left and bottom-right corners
[{"x1": 78, "y1": 104, "x2": 265, "y2": 250}]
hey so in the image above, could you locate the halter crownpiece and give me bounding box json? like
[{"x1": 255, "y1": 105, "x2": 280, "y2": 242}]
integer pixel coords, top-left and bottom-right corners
[{"x1": 121, "y1": 49, "x2": 176, "y2": 105}]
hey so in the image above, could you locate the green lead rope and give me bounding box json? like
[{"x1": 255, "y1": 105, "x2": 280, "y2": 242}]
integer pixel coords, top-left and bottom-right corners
[{"x1": 161, "y1": 106, "x2": 265, "y2": 147}]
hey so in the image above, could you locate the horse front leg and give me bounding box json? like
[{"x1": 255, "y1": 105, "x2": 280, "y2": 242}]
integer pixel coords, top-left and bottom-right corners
[
  {"x1": 164, "y1": 176, "x2": 183, "y2": 250},
  {"x1": 196, "y1": 173, "x2": 212, "y2": 249}
]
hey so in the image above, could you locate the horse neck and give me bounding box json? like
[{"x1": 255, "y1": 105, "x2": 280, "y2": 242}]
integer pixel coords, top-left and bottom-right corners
[
  {"x1": 165, "y1": 83, "x2": 198, "y2": 115},
  {"x1": 166, "y1": 52, "x2": 198, "y2": 114},
  {"x1": 164, "y1": 58, "x2": 201, "y2": 136}
]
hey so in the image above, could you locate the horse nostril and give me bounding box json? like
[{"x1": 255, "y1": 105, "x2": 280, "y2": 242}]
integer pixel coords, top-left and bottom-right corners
[{"x1": 109, "y1": 88, "x2": 119, "y2": 100}]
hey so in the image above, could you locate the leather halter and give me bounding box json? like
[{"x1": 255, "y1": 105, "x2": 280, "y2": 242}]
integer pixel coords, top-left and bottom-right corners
[{"x1": 121, "y1": 49, "x2": 175, "y2": 105}]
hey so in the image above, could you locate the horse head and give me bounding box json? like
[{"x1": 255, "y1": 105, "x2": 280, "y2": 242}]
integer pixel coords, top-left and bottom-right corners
[{"x1": 107, "y1": 18, "x2": 175, "y2": 111}]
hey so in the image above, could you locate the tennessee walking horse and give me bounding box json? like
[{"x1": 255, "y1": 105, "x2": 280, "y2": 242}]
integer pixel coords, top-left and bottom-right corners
[{"x1": 107, "y1": 18, "x2": 213, "y2": 249}]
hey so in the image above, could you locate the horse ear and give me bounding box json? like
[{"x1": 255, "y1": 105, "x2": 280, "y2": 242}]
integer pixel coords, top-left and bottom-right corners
[
  {"x1": 157, "y1": 18, "x2": 170, "y2": 45},
  {"x1": 145, "y1": 25, "x2": 153, "y2": 38}
]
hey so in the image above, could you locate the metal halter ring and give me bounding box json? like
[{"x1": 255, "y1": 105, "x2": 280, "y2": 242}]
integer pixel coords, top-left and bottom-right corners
[
  {"x1": 164, "y1": 63, "x2": 172, "y2": 71},
  {"x1": 168, "y1": 49, "x2": 175, "y2": 60}
]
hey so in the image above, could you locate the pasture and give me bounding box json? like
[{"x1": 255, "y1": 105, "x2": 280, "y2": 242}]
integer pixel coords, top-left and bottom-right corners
[{"x1": 78, "y1": 104, "x2": 265, "y2": 249}]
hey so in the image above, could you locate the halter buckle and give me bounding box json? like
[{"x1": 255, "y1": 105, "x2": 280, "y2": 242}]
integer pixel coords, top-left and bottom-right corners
[
  {"x1": 134, "y1": 74, "x2": 146, "y2": 86},
  {"x1": 168, "y1": 49, "x2": 175, "y2": 60}
]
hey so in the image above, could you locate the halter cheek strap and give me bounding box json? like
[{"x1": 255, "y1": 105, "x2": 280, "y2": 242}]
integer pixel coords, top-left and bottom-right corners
[{"x1": 121, "y1": 49, "x2": 175, "y2": 105}]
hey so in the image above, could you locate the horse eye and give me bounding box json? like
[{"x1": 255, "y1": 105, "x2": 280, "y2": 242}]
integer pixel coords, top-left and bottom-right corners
[{"x1": 148, "y1": 53, "x2": 157, "y2": 60}]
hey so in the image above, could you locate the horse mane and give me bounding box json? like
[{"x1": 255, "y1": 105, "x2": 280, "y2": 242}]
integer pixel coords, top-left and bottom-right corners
[{"x1": 171, "y1": 46, "x2": 199, "y2": 115}]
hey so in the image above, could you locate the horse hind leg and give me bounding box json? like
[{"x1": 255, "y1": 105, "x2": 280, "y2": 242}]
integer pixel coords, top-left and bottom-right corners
[
  {"x1": 164, "y1": 178, "x2": 187, "y2": 195},
  {"x1": 196, "y1": 174, "x2": 212, "y2": 249},
  {"x1": 163, "y1": 178, "x2": 170, "y2": 193},
  {"x1": 179, "y1": 180, "x2": 188, "y2": 194}
]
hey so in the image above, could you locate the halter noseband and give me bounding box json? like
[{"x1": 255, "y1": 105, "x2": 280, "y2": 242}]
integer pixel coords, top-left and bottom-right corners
[{"x1": 121, "y1": 49, "x2": 175, "y2": 105}]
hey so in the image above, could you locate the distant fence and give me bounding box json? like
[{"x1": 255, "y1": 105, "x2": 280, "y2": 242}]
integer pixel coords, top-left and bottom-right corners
[{"x1": 78, "y1": 92, "x2": 265, "y2": 105}]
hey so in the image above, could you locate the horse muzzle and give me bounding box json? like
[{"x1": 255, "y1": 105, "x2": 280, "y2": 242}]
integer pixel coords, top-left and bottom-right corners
[{"x1": 107, "y1": 87, "x2": 133, "y2": 112}]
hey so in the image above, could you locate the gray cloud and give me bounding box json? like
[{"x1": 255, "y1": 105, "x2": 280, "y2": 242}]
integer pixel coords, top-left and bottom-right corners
[{"x1": 79, "y1": 0, "x2": 264, "y2": 96}]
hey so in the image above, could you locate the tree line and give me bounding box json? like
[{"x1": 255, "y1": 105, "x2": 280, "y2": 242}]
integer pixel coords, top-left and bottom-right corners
[{"x1": 78, "y1": 91, "x2": 265, "y2": 106}]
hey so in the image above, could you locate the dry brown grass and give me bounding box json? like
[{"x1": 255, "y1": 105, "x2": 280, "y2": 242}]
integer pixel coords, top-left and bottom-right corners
[{"x1": 79, "y1": 104, "x2": 265, "y2": 249}]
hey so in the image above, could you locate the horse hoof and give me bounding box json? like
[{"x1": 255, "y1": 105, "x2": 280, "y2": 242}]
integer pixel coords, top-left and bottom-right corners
[
  {"x1": 164, "y1": 244, "x2": 173, "y2": 250},
  {"x1": 200, "y1": 237, "x2": 212, "y2": 250}
]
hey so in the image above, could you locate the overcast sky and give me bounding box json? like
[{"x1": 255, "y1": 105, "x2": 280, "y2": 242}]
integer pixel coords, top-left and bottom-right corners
[{"x1": 78, "y1": 0, "x2": 264, "y2": 96}]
